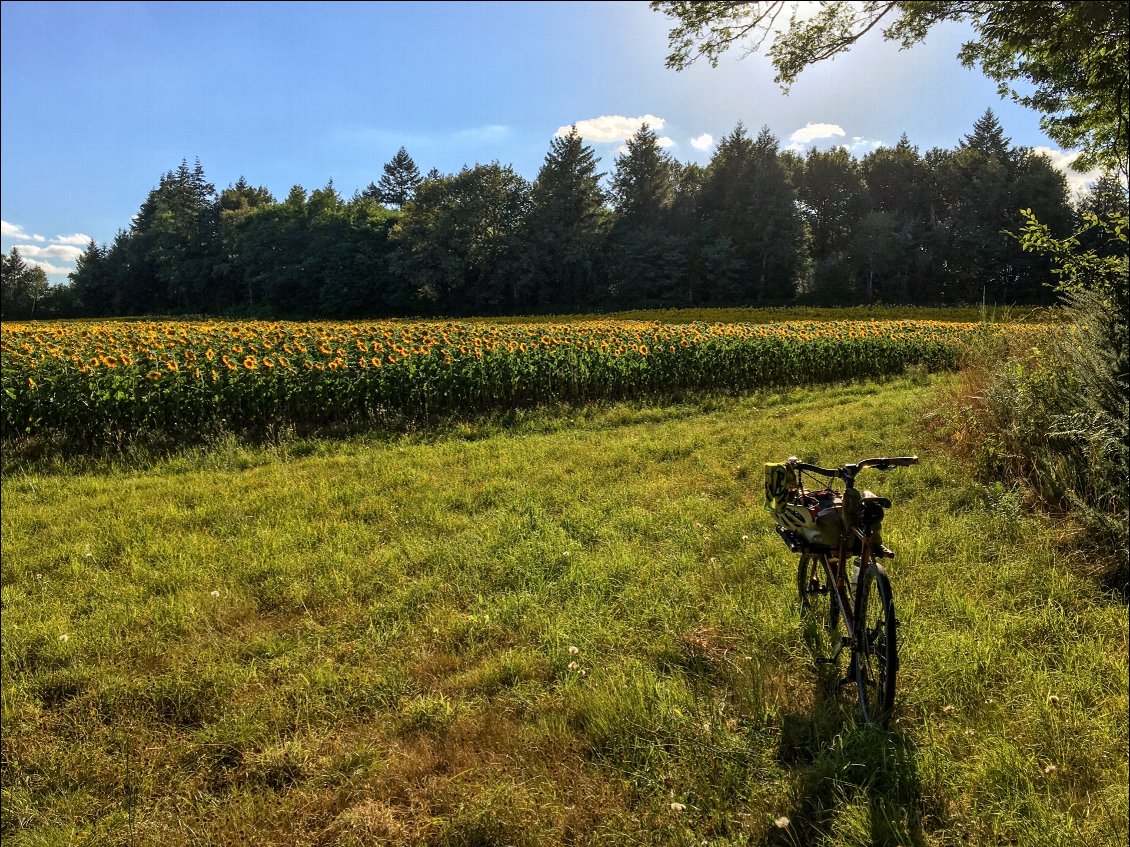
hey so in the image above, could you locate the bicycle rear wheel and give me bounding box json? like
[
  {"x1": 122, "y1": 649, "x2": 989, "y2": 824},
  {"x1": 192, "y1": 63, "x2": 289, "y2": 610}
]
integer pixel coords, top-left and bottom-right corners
[
  {"x1": 854, "y1": 563, "x2": 897, "y2": 726},
  {"x1": 797, "y1": 553, "x2": 842, "y2": 661}
]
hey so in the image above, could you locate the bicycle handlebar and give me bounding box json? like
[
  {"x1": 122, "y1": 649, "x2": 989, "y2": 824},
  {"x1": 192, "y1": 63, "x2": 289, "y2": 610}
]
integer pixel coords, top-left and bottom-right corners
[{"x1": 786, "y1": 456, "x2": 918, "y2": 480}]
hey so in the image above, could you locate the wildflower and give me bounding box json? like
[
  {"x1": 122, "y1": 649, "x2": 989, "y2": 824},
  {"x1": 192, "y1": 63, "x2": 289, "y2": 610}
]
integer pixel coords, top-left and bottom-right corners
[
  {"x1": 942, "y1": 705, "x2": 956, "y2": 715},
  {"x1": 1044, "y1": 764, "x2": 1057, "y2": 775},
  {"x1": 210, "y1": 590, "x2": 220, "y2": 598},
  {"x1": 774, "y1": 816, "x2": 790, "y2": 828},
  {"x1": 58, "y1": 633, "x2": 69, "y2": 643},
  {"x1": 147, "y1": 371, "x2": 161, "y2": 381},
  {"x1": 568, "y1": 661, "x2": 579, "y2": 671},
  {"x1": 243, "y1": 356, "x2": 257, "y2": 370},
  {"x1": 568, "y1": 645, "x2": 579, "y2": 655},
  {"x1": 669, "y1": 802, "x2": 686, "y2": 813}
]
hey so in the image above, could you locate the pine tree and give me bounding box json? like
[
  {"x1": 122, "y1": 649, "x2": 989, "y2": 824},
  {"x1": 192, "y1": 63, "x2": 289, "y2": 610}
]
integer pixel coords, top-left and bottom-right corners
[
  {"x1": 526, "y1": 127, "x2": 607, "y2": 307},
  {"x1": 375, "y1": 147, "x2": 423, "y2": 208},
  {"x1": 607, "y1": 124, "x2": 683, "y2": 304},
  {"x1": 611, "y1": 124, "x2": 676, "y2": 224},
  {"x1": 960, "y1": 109, "x2": 1012, "y2": 159}
]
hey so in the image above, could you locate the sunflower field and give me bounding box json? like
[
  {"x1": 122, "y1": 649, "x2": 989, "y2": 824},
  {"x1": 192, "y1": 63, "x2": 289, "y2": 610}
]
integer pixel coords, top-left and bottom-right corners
[{"x1": 1, "y1": 318, "x2": 1038, "y2": 441}]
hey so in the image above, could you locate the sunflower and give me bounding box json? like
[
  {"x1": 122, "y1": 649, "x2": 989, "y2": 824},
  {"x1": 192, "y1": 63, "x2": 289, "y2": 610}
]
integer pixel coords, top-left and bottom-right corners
[{"x1": 243, "y1": 356, "x2": 258, "y2": 370}]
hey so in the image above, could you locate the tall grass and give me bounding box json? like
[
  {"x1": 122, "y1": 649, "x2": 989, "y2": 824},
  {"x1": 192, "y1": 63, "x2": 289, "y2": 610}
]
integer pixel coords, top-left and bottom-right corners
[
  {"x1": 942, "y1": 281, "x2": 1128, "y2": 594},
  {"x1": 2, "y1": 375, "x2": 1126, "y2": 845}
]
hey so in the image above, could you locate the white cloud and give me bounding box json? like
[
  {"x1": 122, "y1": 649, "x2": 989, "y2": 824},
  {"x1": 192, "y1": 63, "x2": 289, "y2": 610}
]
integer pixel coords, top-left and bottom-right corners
[
  {"x1": 1031, "y1": 146, "x2": 1105, "y2": 197},
  {"x1": 790, "y1": 123, "x2": 846, "y2": 144},
  {"x1": 2, "y1": 221, "x2": 90, "y2": 278},
  {"x1": 690, "y1": 133, "x2": 715, "y2": 151},
  {"x1": 1, "y1": 220, "x2": 26, "y2": 238},
  {"x1": 616, "y1": 144, "x2": 630, "y2": 156},
  {"x1": 657, "y1": 136, "x2": 675, "y2": 148},
  {"x1": 12, "y1": 243, "x2": 85, "y2": 262},
  {"x1": 24, "y1": 258, "x2": 73, "y2": 277},
  {"x1": 54, "y1": 233, "x2": 93, "y2": 246},
  {"x1": 558, "y1": 114, "x2": 667, "y2": 143}
]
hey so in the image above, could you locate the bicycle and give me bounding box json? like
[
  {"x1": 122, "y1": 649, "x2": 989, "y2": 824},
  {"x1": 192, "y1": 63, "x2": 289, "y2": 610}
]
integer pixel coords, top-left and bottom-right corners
[{"x1": 765, "y1": 455, "x2": 919, "y2": 726}]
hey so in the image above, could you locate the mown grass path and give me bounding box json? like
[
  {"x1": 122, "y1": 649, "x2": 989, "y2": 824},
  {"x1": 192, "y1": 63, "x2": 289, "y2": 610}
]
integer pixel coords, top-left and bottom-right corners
[{"x1": 2, "y1": 375, "x2": 1126, "y2": 846}]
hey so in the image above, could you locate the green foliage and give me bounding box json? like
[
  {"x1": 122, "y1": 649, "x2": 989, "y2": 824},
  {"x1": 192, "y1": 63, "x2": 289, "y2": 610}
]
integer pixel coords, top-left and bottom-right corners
[
  {"x1": 391, "y1": 163, "x2": 532, "y2": 313},
  {"x1": 62, "y1": 110, "x2": 1084, "y2": 320},
  {"x1": 948, "y1": 210, "x2": 1129, "y2": 588}
]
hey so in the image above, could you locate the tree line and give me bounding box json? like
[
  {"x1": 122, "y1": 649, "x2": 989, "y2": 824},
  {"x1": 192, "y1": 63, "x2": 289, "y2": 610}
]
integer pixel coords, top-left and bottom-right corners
[{"x1": 4, "y1": 109, "x2": 1124, "y2": 320}]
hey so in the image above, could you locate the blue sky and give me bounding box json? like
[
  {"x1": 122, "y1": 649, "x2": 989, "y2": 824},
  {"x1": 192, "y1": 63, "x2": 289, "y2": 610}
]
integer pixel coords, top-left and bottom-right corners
[{"x1": 1, "y1": 0, "x2": 1099, "y2": 283}]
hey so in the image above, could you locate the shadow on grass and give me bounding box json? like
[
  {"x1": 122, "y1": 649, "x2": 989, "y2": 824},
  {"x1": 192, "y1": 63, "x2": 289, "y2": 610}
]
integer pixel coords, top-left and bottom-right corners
[{"x1": 762, "y1": 659, "x2": 926, "y2": 845}]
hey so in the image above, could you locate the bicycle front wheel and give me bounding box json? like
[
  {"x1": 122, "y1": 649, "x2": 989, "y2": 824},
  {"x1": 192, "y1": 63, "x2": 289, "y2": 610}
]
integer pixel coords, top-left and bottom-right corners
[{"x1": 854, "y1": 564, "x2": 897, "y2": 726}]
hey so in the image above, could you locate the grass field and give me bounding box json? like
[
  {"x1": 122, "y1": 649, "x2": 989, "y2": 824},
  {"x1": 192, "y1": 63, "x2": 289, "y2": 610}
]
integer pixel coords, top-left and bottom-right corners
[{"x1": 2, "y1": 373, "x2": 1126, "y2": 846}]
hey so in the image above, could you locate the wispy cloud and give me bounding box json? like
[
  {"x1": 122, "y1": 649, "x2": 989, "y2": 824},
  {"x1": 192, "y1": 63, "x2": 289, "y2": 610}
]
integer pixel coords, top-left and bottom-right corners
[
  {"x1": 24, "y1": 258, "x2": 74, "y2": 277},
  {"x1": 453, "y1": 124, "x2": 511, "y2": 143},
  {"x1": 558, "y1": 114, "x2": 667, "y2": 143},
  {"x1": 690, "y1": 133, "x2": 714, "y2": 151},
  {"x1": 54, "y1": 233, "x2": 93, "y2": 246},
  {"x1": 11, "y1": 243, "x2": 85, "y2": 262}
]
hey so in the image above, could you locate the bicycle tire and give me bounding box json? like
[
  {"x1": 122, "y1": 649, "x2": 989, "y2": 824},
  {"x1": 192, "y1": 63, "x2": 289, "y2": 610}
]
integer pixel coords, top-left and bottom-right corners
[
  {"x1": 797, "y1": 553, "x2": 842, "y2": 660},
  {"x1": 854, "y1": 563, "x2": 897, "y2": 726}
]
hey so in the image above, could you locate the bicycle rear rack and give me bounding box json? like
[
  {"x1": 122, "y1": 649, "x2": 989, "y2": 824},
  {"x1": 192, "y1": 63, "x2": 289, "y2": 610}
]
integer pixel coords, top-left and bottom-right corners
[{"x1": 775, "y1": 526, "x2": 832, "y2": 555}]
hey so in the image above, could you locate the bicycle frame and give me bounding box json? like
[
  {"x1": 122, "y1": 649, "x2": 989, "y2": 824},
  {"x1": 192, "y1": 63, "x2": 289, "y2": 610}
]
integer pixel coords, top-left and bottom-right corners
[{"x1": 802, "y1": 523, "x2": 882, "y2": 663}]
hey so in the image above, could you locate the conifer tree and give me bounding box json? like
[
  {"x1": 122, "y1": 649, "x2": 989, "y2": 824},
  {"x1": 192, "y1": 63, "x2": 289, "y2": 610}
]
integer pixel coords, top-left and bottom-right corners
[
  {"x1": 525, "y1": 126, "x2": 607, "y2": 307},
  {"x1": 373, "y1": 147, "x2": 423, "y2": 208}
]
